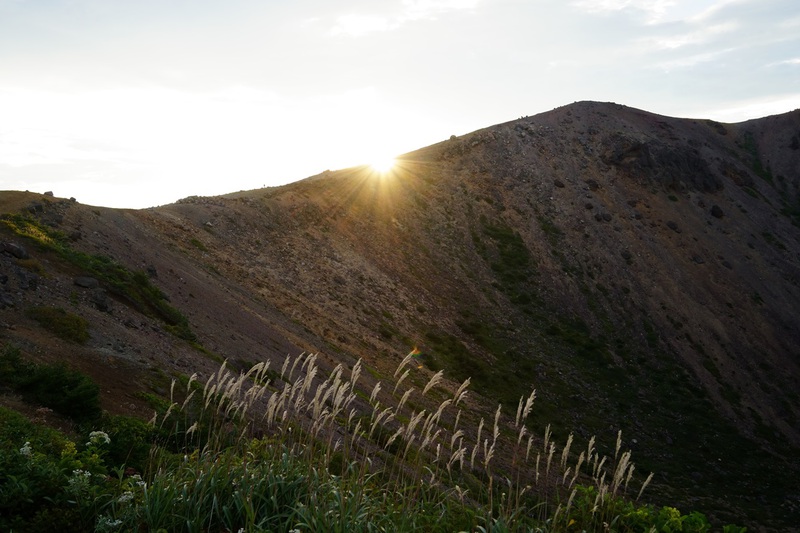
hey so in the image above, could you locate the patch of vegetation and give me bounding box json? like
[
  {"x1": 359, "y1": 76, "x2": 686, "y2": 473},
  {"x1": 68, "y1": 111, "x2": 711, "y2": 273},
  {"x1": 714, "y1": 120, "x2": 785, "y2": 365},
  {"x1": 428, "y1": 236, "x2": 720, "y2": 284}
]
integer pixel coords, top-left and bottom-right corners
[
  {"x1": 705, "y1": 119, "x2": 728, "y2": 136},
  {"x1": 475, "y1": 218, "x2": 538, "y2": 313},
  {"x1": 25, "y1": 306, "x2": 90, "y2": 343},
  {"x1": 741, "y1": 131, "x2": 775, "y2": 185},
  {"x1": 743, "y1": 186, "x2": 760, "y2": 199},
  {"x1": 484, "y1": 221, "x2": 534, "y2": 281},
  {"x1": 536, "y1": 214, "x2": 564, "y2": 247},
  {"x1": 780, "y1": 199, "x2": 800, "y2": 227},
  {"x1": 642, "y1": 317, "x2": 660, "y2": 349},
  {"x1": 378, "y1": 320, "x2": 398, "y2": 340},
  {"x1": 1, "y1": 213, "x2": 196, "y2": 342},
  {"x1": 0, "y1": 354, "x2": 747, "y2": 532},
  {"x1": 15, "y1": 257, "x2": 46, "y2": 275},
  {"x1": 545, "y1": 318, "x2": 611, "y2": 365},
  {"x1": 0, "y1": 345, "x2": 101, "y2": 422},
  {"x1": 188, "y1": 237, "x2": 208, "y2": 251},
  {"x1": 761, "y1": 231, "x2": 787, "y2": 250}
]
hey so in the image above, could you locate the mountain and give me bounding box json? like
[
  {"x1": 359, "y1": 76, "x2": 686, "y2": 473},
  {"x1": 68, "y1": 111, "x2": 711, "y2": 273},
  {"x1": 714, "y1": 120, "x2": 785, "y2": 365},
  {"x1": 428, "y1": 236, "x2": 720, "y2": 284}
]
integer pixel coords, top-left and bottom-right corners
[{"x1": 2, "y1": 101, "x2": 799, "y2": 529}]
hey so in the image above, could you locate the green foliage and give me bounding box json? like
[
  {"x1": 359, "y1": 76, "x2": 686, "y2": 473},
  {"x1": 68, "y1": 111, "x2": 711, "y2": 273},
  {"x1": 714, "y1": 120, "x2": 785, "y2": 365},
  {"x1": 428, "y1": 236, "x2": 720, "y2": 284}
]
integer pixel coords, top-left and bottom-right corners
[
  {"x1": 188, "y1": 237, "x2": 208, "y2": 251},
  {"x1": 0, "y1": 345, "x2": 101, "y2": 422},
  {"x1": 545, "y1": 318, "x2": 611, "y2": 365},
  {"x1": 25, "y1": 306, "x2": 90, "y2": 343},
  {"x1": 0, "y1": 407, "x2": 113, "y2": 532},
  {"x1": 99, "y1": 414, "x2": 156, "y2": 473},
  {"x1": 482, "y1": 219, "x2": 536, "y2": 299}
]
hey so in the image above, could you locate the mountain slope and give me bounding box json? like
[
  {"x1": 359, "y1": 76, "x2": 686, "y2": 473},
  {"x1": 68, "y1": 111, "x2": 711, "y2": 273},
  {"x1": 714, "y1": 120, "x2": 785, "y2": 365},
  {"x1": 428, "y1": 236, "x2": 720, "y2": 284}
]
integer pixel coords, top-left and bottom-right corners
[{"x1": 2, "y1": 101, "x2": 799, "y2": 528}]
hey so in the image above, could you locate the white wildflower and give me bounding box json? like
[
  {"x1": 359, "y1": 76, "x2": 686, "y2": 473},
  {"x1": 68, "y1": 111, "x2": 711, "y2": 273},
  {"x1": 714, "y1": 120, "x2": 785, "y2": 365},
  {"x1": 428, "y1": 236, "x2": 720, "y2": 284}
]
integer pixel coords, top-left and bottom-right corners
[
  {"x1": 96, "y1": 515, "x2": 123, "y2": 531},
  {"x1": 19, "y1": 441, "x2": 32, "y2": 457},
  {"x1": 86, "y1": 430, "x2": 111, "y2": 446}
]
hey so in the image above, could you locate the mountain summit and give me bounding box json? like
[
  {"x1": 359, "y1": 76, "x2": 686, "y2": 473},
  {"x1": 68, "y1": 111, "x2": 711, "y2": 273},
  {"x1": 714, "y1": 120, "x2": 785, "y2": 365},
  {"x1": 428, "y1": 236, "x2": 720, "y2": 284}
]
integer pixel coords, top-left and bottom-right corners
[{"x1": 2, "y1": 101, "x2": 799, "y2": 528}]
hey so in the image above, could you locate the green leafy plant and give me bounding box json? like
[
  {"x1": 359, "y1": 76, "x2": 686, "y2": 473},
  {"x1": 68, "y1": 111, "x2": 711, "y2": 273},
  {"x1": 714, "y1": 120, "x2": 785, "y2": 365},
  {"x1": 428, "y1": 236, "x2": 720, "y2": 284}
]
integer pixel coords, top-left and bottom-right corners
[{"x1": 0, "y1": 345, "x2": 101, "y2": 422}]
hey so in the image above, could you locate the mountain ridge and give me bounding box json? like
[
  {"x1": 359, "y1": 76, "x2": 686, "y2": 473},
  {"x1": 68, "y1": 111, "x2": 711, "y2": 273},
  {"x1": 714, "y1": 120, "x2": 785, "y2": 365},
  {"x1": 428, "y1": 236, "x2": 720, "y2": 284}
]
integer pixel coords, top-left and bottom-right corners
[{"x1": 2, "y1": 100, "x2": 799, "y2": 528}]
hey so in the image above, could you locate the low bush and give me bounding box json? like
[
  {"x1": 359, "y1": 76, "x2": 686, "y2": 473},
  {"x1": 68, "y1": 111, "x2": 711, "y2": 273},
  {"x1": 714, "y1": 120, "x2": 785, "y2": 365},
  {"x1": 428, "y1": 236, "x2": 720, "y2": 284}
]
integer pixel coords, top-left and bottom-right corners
[
  {"x1": 25, "y1": 306, "x2": 90, "y2": 343},
  {"x1": 0, "y1": 345, "x2": 101, "y2": 422}
]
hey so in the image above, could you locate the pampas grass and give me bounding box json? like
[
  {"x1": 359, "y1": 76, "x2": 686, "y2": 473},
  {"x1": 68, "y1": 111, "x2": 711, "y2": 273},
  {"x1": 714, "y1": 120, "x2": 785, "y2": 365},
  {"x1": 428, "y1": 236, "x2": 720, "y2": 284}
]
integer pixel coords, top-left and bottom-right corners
[{"x1": 107, "y1": 349, "x2": 655, "y2": 531}]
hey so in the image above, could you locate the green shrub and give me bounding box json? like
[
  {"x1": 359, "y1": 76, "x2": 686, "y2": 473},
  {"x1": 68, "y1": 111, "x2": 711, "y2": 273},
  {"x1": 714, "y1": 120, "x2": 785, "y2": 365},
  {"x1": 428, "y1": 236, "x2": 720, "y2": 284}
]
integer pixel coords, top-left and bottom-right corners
[
  {"x1": 0, "y1": 345, "x2": 101, "y2": 422},
  {"x1": 0, "y1": 408, "x2": 112, "y2": 532},
  {"x1": 25, "y1": 306, "x2": 90, "y2": 343},
  {"x1": 100, "y1": 414, "x2": 156, "y2": 473}
]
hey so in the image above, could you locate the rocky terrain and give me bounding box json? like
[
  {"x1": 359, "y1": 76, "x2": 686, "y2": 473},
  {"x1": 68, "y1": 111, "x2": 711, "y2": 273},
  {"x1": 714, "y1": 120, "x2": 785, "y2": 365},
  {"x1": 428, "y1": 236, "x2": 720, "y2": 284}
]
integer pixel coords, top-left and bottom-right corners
[{"x1": 2, "y1": 101, "x2": 799, "y2": 529}]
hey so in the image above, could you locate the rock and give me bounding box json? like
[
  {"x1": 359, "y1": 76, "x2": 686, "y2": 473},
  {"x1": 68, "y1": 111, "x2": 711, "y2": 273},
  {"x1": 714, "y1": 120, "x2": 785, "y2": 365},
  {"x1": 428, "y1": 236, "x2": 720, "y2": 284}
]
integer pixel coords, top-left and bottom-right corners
[
  {"x1": 711, "y1": 205, "x2": 724, "y2": 218},
  {"x1": 602, "y1": 213, "x2": 612, "y2": 222},
  {"x1": 92, "y1": 288, "x2": 111, "y2": 312},
  {"x1": 585, "y1": 203, "x2": 593, "y2": 210},
  {"x1": 601, "y1": 132, "x2": 721, "y2": 192},
  {"x1": 4, "y1": 242, "x2": 29, "y2": 259},
  {"x1": 692, "y1": 255, "x2": 705, "y2": 264},
  {"x1": 667, "y1": 221, "x2": 681, "y2": 233},
  {"x1": 0, "y1": 293, "x2": 14, "y2": 309},
  {"x1": 74, "y1": 276, "x2": 100, "y2": 289},
  {"x1": 16, "y1": 268, "x2": 38, "y2": 290},
  {"x1": 44, "y1": 191, "x2": 54, "y2": 196},
  {"x1": 553, "y1": 179, "x2": 565, "y2": 188},
  {"x1": 585, "y1": 179, "x2": 599, "y2": 191}
]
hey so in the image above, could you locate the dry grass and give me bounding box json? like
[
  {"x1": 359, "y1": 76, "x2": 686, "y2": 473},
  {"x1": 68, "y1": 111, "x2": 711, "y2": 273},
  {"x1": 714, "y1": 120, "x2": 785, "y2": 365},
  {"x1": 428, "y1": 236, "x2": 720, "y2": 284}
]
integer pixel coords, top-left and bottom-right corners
[{"x1": 150, "y1": 349, "x2": 653, "y2": 530}]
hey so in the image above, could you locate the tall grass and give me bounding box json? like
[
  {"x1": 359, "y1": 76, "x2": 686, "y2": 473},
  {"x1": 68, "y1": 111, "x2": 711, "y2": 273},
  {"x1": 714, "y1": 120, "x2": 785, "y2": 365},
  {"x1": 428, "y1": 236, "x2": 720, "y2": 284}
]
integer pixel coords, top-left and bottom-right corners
[
  {"x1": 102, "y1": 351, "x2": 661, "y2": 532},
  {"x1": 3, "y1": 348, "x2": 735, "y2": 531}
]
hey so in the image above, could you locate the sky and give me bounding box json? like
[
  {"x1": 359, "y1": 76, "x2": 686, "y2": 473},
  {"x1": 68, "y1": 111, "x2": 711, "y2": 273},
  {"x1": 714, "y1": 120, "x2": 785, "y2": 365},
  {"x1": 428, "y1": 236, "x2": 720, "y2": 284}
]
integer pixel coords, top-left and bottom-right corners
[{"x1": 1, "y1": 0, "x2": 798, "y2": 209}]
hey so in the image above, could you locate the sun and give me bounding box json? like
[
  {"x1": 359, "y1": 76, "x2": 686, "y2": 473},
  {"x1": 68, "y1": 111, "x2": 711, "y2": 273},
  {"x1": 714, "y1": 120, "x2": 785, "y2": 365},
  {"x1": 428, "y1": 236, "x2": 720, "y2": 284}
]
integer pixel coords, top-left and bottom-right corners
[{"x1": 369, "y1": 155, "x2": 397, "y2": 174}]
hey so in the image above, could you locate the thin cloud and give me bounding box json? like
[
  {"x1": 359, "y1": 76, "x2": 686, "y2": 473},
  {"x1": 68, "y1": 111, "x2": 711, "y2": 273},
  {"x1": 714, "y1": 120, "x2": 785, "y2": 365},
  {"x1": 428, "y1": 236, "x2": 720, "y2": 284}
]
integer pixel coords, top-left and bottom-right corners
[
  {"x1": 329, "y1": 0, "x2": 479, "y2": 37},
  {"x1": 329, "y1": 13, "x2": 397, "y2": 37},
  {"x1": 571, "y1": 0, "x2": 731, "y2": 24},
  {"x1": 651, "y1": 46, "x2": 739, "y2": 70},
  {"x1": 401, "y1": 0, "x2": 480, "y2": 20},
  {"x1": 570, "y1": 0, "x2": 676, "y2": 22},
  {"x1": 767, "y1": 58, "x2": 800, "y2": 67},
  {"x1": 646, "y1": 21, "x2": 738, "y2": 50}
]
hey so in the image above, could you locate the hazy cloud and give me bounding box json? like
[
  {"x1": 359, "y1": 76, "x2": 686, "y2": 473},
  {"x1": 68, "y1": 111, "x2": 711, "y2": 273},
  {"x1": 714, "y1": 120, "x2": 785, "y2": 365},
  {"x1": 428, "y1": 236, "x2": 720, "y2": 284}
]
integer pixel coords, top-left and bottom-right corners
[
  {"x1": 329, "y1": 0, "x2": 479, "y2": 36},
  {"x1": 329, "y1": 13, "x2": 397, "y2": 36}
]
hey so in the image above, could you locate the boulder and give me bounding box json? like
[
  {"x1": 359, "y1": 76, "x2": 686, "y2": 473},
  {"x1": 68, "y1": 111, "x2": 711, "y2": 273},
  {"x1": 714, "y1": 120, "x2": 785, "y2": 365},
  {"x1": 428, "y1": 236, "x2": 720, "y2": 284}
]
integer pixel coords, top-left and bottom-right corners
[
  {"x1": 74, "y1": 276, "x2": 100, "y2": 289},
  {"x1": 3, "y1": 242, "x2": 29, "y2": 259}
]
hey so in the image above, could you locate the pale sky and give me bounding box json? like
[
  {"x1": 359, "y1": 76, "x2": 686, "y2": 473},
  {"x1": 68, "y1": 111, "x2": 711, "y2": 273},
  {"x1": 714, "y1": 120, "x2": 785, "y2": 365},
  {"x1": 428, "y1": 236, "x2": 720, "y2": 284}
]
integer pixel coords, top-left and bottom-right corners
[{"x1": 1, "y1": 0, "x2": 798, "y2": 208}]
